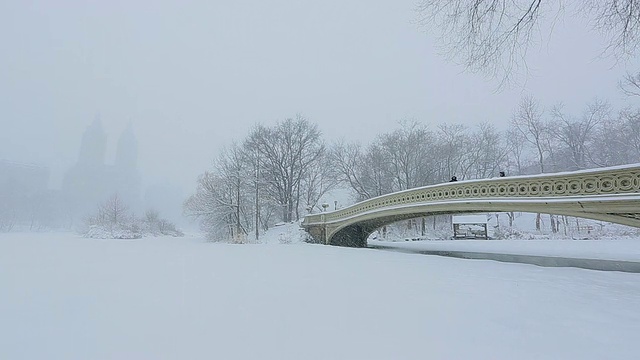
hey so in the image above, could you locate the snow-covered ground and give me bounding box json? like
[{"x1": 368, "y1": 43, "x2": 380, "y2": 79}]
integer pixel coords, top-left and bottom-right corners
[
  {"x1": 1, "y1": 230, "x2": 639, "y2": 359},
  {"x1": 370, "y1": 238, "x2": 640, "y2": 262},
  {"x1": 367, "y1": 212, "x2": 640, "y2": 262}
]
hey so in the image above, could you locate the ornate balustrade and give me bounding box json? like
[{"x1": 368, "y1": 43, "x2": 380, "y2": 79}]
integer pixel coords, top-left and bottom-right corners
[{"x1": 303, "y1": 164, "x2": 640, "y2": 228}]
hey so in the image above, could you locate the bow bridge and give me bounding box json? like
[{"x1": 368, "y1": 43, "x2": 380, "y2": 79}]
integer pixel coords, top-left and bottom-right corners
[{"x1": 301, "y1": 164, "x2": 640, "y2": 247}]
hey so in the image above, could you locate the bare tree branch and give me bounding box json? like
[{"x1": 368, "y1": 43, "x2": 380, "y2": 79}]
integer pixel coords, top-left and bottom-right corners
[
  {"x1": 417, "y1": 1, "x2": 640, "y2": 85},
  {"x1": 619, "y1": 71, "x2": 640, "y2": 96}
]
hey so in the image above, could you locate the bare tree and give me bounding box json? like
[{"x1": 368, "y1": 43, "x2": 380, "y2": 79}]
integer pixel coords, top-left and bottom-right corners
[
  {"x1": 184, "y1": 172, "x2": 238, "y2": 241},
  {"x1": 300, "y1": 150, "x2": 338, "y2": 213},
  {"x1": 183, "y1": 143, "x2": 252, "y2": 242},
  {"x1": 243, "y1": 147, "x2": 263, "y2": 241},
  {"x1": 588, "y1": 114, "x2": 629, "y2": 166},
  {"x1": 417, "y1": 0, "x2": 552, "y2": 83},
  {"x1": 620, "y1": 108, "x2": 640, "y2": 161},
  {"x1": 101, "y1": 194, "x2": 129, "y2": 228},
  {"x1": 511, "y1": 95, "x2": 548, "y2": 173},
  {"x1": 332, "y1": 139, "x2": 397, "y2": 202},
  {"x1": 510, "y1": 96, "x2": 550, "y2": 231},
  {"x1": 506, "y1": 127, "x2": 527, "y2": 175},
  {"x1": 364, "y1": 143, "x2": 396, "y2": 197},
  {"x1": 435, "y1": 123, "x2": 468, "y2": 180},
  {"x1": 337, "y1": 119, "x2": 512, "y2": 205},
  {"x1": 619, "y1": 72, "x2": 640, "y2": 96},
  {"x1": 467, "y1": 122, "x2": 510, "y2": 178},
  {"x1": 379, "y1": 120, "x2": 434, "y2": 190},
  {"x1": 246, "y1": 115, "x2": 324, "y2": 222},
  {"x1": 585, "y1": 0, "x2": 640, "y2": 58},
  {"x1": 417, "y1": 1, "x2": 640, "y2": 83},
  {"x1": 186, "y1": 115, "x2": 331, "y2": 239},
  {"x1": 216, "y1": 143, "x2": 250, "y2": 239},
  {"x1": 332, "y1": 141, "x2": 373, "y2": 200},
  {"x1": 550, "y1": 100, "x2": 609, "y2": 170}
]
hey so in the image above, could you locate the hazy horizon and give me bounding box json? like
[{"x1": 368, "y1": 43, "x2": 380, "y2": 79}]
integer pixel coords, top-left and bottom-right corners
[{"x1": 2, "y1": 0, "x2": 639, "y2": 195}]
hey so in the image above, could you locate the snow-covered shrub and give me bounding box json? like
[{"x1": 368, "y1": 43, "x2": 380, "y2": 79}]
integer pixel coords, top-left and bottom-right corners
[
  {"x1": 82, "y1": 196, "x2": 182, "y2": 239},
  {"x1": 278, "y1": 232, "x2": 292, "y2": 244},
  {"x1": 0, "y1": 208, "x2": 16, "y2": 232},
  {"x1": 492, "y1": 226, "x2": 529, "y2": 240},
  {"x1": 84, "y1": 224, "x2": 142, "y2": 239},
  {"x1": 231, "y1": 232, "x2": 248, "y2": 244},
  {"x1": 277, "y1": 222, "x2": 307, "y2": 244},
  {"x1": 301, "y1": 230, "x2": 315, "y2": 243},
  {"x1": 141, "y1": 209, "x2": 184, "y2": 237},
  {"x1": 82, "y1": 195, "x2": 140, "y2": 239}
]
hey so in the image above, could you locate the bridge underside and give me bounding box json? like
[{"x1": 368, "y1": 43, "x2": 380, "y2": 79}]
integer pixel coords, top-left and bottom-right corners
[
  {"x1": 327, "y1": 210, "x2": 488, "y2": 247},
  {"x1": 305, "y1": 196, "x2": 640, "y2": 247}
]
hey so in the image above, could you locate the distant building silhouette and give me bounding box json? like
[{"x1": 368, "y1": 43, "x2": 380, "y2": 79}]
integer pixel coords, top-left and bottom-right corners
[
  {"x1": 77, "y1": 117, "x2": 107, "y2": 167},
  {"x1": 0, "y1": 160, "x2": 51, "y2": 230},
  {"x1": 0, "y1": 160, "x2": 49, "y2": 196},
  {"x1": 62, "y1": 118, "x2": 140, "y2": 222},
  {"x1": 116, "y1": 122, "x2": 137, "y2": 171},
  {"x1": 114, "y1": 122, "x2": 140, "y2": 210}
]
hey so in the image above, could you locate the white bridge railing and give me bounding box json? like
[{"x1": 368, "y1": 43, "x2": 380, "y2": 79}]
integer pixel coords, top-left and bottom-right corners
[{"x1": 302, "y1": 164, "x2": 640, "y2": 226}]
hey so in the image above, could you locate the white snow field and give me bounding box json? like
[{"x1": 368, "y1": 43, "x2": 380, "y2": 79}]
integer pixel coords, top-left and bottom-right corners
[
  {"x1": 1, "y1": 231, "x2": 639, "y2": 360},
  {"x1": 369, "y1": 238, "x2": 640, "y2": 262}
]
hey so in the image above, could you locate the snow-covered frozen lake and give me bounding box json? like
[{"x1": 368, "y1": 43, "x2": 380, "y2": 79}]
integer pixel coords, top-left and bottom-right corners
[
  {"x1": 1, "y1": 233, "x2": 639, "y2": 359},
  {"x1": 369, "y1": 238, "x2": 640, "y2": 262}
]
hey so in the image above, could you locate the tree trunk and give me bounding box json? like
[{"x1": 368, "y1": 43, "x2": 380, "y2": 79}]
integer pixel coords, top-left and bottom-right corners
[
  {"x1": 282, "y1": 202, "x2": 288, "y2": 223},
  {"x1": 255, "y1": 166, "x2": 259, "y2": 242}
]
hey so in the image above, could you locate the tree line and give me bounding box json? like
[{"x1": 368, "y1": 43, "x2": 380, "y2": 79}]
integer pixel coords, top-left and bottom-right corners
[{"x1": 185, "y1": 97, "x2": 640, "y2": 241}]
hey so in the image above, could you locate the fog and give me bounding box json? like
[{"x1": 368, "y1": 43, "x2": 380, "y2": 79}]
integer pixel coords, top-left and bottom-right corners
[{"x1": 1, "y1": 0, "x2": 639, "y2": 226}]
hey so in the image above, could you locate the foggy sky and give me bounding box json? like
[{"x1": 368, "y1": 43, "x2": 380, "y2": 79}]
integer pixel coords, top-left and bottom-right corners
[{"x1": 1, "y1": 0, "x2": 639, "y2": 194}]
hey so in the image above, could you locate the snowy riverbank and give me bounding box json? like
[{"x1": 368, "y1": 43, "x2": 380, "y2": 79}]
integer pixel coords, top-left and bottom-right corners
[{"x1": 370, "y1": 237, "x2": 640, "y2": 262}]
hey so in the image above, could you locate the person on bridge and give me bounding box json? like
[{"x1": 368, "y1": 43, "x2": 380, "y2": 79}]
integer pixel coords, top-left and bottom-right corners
[{"x1": 449, "y1": 176, "x2": 458, "y2": 182}]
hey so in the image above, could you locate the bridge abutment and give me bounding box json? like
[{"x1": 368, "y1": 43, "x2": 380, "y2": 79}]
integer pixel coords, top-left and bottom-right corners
[
  {"x1": 305, "y1": 225, "x2": 326, "y2": 244},
  {"x1": 329, "y1": 225, "x2": 369, "y2": 248}
]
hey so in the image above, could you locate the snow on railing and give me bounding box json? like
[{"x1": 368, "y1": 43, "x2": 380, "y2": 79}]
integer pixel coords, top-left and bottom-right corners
[{"x1": 302, "y1": 164, "x2": 640, "y2": 226}]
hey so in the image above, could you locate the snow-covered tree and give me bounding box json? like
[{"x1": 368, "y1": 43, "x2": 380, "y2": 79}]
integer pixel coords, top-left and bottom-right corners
[{"x1": 245, "y1": 115, "x2": 327, "y2": 222}]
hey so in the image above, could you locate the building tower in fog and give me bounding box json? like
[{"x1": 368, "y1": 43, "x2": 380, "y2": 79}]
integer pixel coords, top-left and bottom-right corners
[
  {"x1": 114, "y1": 123, "x2": 140, "y2": 211},
  {"x1": 77, "y1": 116, "x2": 107, "y2": 168},
  {"x1": 115, "y1": 122, "x2": 137, "y2": 171},
  {"x1": 62, "y1": 118, "x2": 141, "y2": 222}
]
